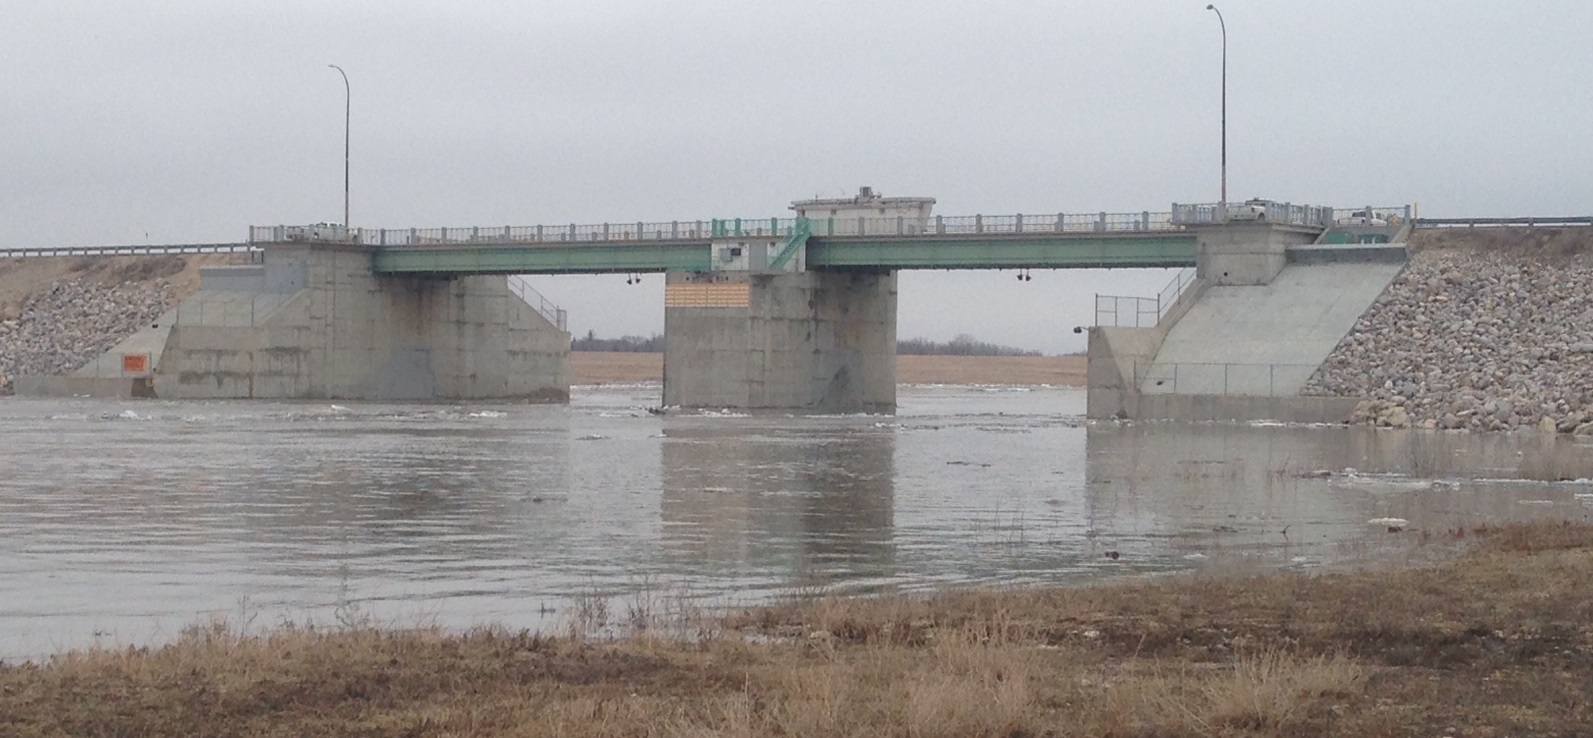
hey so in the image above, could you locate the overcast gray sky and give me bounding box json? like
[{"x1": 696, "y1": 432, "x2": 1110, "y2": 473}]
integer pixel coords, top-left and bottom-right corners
[{"x1": 4, "y1": 1, "x2": 1590, "y2": 354}]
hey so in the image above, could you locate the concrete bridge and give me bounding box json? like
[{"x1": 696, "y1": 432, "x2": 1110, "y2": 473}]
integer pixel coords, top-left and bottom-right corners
[{"x1": 14, "y1": 190, "x2": 1399, "y2": 413}]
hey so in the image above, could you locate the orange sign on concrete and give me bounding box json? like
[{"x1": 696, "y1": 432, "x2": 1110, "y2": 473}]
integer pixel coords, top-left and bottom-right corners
[
  {"x1": 121, "y1": 353, "x2": 150, "y2": 375},
  {"x1": 664, "y1": 282, "x2": 751, "y2": 308}
]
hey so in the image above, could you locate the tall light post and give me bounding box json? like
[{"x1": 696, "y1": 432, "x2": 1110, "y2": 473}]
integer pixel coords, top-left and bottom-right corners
[
  {"x1": 1206, "y1": 5, "x2": 1227, "y2": 206},
  {"x1": 328, "y1": 64, "x2": 350, "y2": 227}
]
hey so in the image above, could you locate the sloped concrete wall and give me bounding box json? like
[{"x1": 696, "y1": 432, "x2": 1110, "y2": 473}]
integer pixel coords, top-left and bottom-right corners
[
  {"x1": 1142, "y1": 262, "x2": 1405, "y2": 397},
  {"x1": 663, "y1": 270, "x2": 896, "y2": 412}
]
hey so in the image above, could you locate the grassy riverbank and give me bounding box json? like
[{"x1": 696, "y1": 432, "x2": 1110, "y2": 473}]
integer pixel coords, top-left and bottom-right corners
[
  {"x1": 573, "y1": 352, "x2": 1086, "y2": 387},
  {"x1": 4, "y1": 523, "x2": 1590, "y2": 736}
]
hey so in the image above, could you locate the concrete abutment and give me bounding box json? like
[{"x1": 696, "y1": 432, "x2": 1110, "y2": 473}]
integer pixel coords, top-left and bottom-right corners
[
  {"x1": 1086, "y1": 220, "x2": 1401, "y2": 424},
  {"x1": 21, "y1": 242, "x2": 571, "y2": 401}
]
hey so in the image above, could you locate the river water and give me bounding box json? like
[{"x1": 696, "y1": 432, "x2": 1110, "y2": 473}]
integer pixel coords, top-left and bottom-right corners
[{"x1": 3, "y1": 385, "x2": 1591, "y2": 661}]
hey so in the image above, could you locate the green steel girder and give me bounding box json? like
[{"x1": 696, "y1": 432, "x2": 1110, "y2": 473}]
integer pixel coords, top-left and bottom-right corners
[
  {"x1": 807, "y1": 233, "x2": 1198, "y2": 270},
  {"x1": 371, "y1": 240, "x2": 712, "y2": 275},
  {"x1": 368, "y1": 232, "x2": 1198, "y2": 275}
]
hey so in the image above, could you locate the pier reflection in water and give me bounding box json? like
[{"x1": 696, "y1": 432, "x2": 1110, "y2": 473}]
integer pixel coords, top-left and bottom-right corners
[
  {"x1": 0, "y1": 387, "x2": 1589, "y2": 660},
  {"x1": 660, "y1": 420, "x2": 895, "y2": 589}
]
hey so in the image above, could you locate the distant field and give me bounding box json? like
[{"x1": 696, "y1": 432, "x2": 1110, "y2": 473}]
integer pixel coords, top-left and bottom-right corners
[{"x1": 571, "y1": 352, "x2": 1084, "y2": 387}]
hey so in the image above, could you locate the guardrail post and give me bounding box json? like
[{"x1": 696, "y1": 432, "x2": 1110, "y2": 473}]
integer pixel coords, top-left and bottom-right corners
[
  {"x1": 568, "y1": 223, "x2": 576, "y2": 240},
  {"x1": 536, "y1": 225, "x2": 543, "y2": 241},
  {"x1": 504, "y1": 226, "x2": 511, "y2": 240},
  {"x1": 1141, "y1": 211, "x2": 1150, "y2": 231},
  {"x1": 1097, "y1": 212, "x2": 1106, "y2": 232},
  {"x1": 896, "y1": 216, "x2": 904, "y2": 235},
  {"x1": 671, "y1": 221, "x2": 679, "y2": 238},
  {"x1": 441, "y1": 227, "x2": 449, "y2": 241},
  {"x1": 379, "y1": 229, "x2": 387, "y2": 246},
  {"x1": 975, "y1": 214, "x2": 983, "y2": 234},
  {"x1": 936, "y1": 215, "x2": 944, "y2": 234},
  {"x1": 1015, "y1": 214, "x2": 1023, "y2": 233},
  {"x1": 410, "y1": 228, "x2": 417, "y2": 243},
  {"x1": 638, "y1": 221, "x2": 645, "y2": 239}
]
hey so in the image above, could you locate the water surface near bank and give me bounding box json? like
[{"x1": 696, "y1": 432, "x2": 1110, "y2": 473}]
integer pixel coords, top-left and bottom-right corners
[{"x1": 2, "y1": 386, "x2": 1590, "y2": 660}]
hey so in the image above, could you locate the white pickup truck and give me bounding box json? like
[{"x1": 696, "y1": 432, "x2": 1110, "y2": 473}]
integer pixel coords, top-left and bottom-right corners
[
  {"x1": 1225, "y1": 198, "x2": 1273, "y2": 221},
  {"x1": 1336, "y1": 209, "x2": 1389, "y2": 226}
]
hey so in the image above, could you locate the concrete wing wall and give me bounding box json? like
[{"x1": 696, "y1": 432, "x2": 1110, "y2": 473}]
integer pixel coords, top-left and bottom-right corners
[{"x1": 425, "y1": 275, "x2": 571, "y2": 401}]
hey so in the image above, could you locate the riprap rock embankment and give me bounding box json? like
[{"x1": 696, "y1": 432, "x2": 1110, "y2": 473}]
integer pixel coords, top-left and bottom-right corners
[
  {"x1": 1305, "y1": 229, "x2": 1593, "y2": 434},
  {"x1": 1, "y1": 279, "x2": 176, "y2": 395}
]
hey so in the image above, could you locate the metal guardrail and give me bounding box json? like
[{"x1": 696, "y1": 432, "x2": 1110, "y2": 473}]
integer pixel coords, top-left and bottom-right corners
[
  {"x1": 1414, "y1": 216, "x2": 1593, "y2": 228},
  {"x1": 1093, "y1": 267, "x2": 1197, "y2": 328},
  {"x1": 250, "y1": 212, "x2": 1187, "y2": 247},
  {"x1": 506, "y1": 275, "x2": 567, "y2": 332},
  {"x1": 0, "y1": 243, "x2": 258, "y2": 259}
]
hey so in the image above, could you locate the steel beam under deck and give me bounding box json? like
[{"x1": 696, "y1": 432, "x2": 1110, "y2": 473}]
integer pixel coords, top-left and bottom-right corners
[
  {"x1": 368, "y1": 232, "x2": 1198, "y2": 275},
  {"x1": 807, "y1": 232, "x2": 1197, "y2": 270},
  {"x1": 371, "y1": 240, "x2": 712, "y2": 275}
]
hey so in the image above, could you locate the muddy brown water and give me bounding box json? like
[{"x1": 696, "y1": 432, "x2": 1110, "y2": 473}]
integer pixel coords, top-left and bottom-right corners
[{"x1": 2, "y1": 386, "x2": 1590, "y2": 661}]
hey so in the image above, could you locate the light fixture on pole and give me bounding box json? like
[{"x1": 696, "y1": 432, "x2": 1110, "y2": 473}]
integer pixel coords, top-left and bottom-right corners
[
  {"x1": 1205, "y1": 5, "x2": 1227, "y2": 206},
  {"x1": 328, "y1": 64, "x2": 351, "y2": 228}
]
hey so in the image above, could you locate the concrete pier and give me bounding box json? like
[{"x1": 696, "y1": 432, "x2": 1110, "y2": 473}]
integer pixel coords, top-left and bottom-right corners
[
  {"x1": 658, "y1": 188, "x2": 921, "y2": 413},
  {"x1": 662, "y1": 269, "x2": 897, "y2": 412},
  {"x1": 20, "y1": 242, "x2": 570, "y2": 401}
]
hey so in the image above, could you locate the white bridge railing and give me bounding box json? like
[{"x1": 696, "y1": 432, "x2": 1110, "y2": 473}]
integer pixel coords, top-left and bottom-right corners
[
  {"x1": 1170, "y1": 202, "x2": 1337, "y2": 227},
  {"x1": 248, "y1": 211, "x2": 1187, "y2": 247}
]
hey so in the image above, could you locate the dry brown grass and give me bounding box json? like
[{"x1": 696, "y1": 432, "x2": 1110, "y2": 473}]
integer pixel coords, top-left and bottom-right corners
[
  {"x1": 897, "y1": 354, "x2": 1085, "y2": 387},
  {"x1": 571, "y1": 351, "x2": 664, "y2": 385},
  {"x1": 572, "y1": 352, "x2": 1085, "y2": 387},
  {"x1": 1409, "y1": 226, "x2": 1593, "y2": 257},
  {"x1": 5, "y1": 522, "x2": 1591, "y2": 737}
]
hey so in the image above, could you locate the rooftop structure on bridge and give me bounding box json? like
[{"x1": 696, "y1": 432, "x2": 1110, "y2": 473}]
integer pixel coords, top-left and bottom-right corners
[{"x1": 790, "y1": 186, "x2": 936, "y2": 236}]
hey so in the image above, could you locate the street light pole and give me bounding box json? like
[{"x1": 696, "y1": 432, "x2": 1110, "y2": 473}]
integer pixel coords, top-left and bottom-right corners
[
  {"x1": 328, "y1": 64, "x2": 350, "y2": 228},
  {"x1": 1206, "y1": 5, "x2": 1227, "y2": 206}
]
